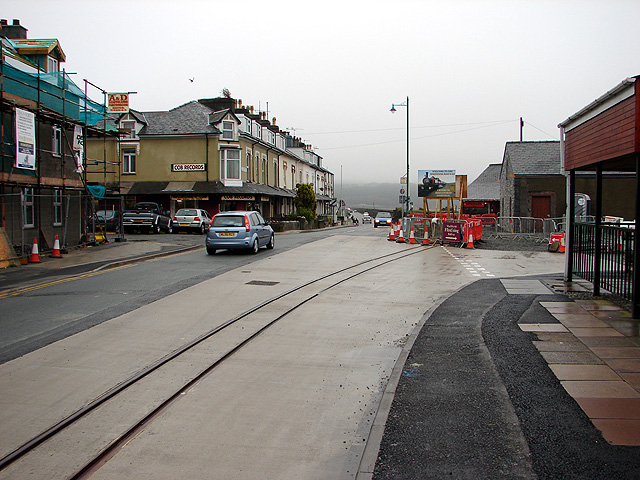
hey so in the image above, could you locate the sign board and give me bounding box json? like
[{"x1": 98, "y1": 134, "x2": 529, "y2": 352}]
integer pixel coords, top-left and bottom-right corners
[
  {"x1": 442, "y1": 221, "x2": 463, "y2": 242},
  {"x1": 107, "y1": 93, "x2": 129, "y2": 113},
  {"x1": 170, "y1": 195, "x2": 209, "y2": 201},
  {"x1": 172, "y1": 163, "x2": 206, "y2": 172},
  {"x1": 15, "y1": 108, "x2": 36, "y2": 170},
  {"x1": 222, "y1": 195, "x2": 255, "y2": 201},
  {"x1": 418, "y1": 169, "x2": 457, "y2": 198}
]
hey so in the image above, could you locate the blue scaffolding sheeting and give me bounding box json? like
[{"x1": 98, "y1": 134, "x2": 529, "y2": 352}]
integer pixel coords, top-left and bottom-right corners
[{"x1": 2, "y1": 60, "x2": 106, "y2": 126}]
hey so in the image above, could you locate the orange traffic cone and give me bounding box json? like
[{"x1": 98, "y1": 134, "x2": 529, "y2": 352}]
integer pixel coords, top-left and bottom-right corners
[
  {"x1": 396, "y1": 225, "x2": 405, "y2": 243},
  {"x1": 51, "y1": 234, "x2": 62, "y2": 258},
  {"x1": 422, "y1": 227, "x2": 430, "y2": 245},
  {"x1": 466, "y1": 232, "x2": 474, "y2": 249},
  {"x1": 388, "y1": 224, "x2": 395, "y2": 241},
  {"x1": 29, "y1": 237, "x2": 40, "y2": 263},
  {"x1": 408, "y1": 225, "x2": 417, "y2": 244}
]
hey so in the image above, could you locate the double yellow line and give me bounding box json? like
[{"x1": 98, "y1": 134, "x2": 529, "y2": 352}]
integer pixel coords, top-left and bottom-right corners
[{"x1": 0, "y1": 264, "x2": 133, "y2": 299}]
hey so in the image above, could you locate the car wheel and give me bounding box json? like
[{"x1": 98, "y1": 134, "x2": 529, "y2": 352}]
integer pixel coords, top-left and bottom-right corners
[
  {"x1": 166, "y1": 222, "x2": 173, "y2": 234},
  {"x1": 200, "y1": 224, "x2": 206, "y2": 234},
  {"x1": 150, "y1": 223, "x2": 160, "y2": 234},
  {"x1": 207, "y1": 247, "x2": 216, "y2": 255},
  {"x1": 266, "y1": 234, "x2": 275, "y2": 249},
  {"x1": 251, "y1": 238, "x2": 259, "y2": 254}
]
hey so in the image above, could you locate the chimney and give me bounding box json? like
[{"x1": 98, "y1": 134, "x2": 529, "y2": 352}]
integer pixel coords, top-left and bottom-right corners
[
  {"x1": 0, "y1": 19, "x2": 28, "y2": 39},
  {"x1": 272, "y1": 117, "x2": 277, "y2": 126}
]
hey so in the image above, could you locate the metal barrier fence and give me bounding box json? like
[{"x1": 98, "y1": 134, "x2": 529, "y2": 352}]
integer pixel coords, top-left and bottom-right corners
[
  {"x1": 573, "y1": 222, "x2": 635, "y2": 302},
  {"x1": 1, "y1": 192, "x2": 98, "y2": 258},
  {"x1": 482, "y1": 217, "x2": 564, "y2": 238}
]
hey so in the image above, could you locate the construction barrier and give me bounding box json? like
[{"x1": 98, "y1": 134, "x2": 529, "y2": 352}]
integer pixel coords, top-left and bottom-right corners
[{"x1": 549, "y1": 232, "x2": 565, "y2": 253}]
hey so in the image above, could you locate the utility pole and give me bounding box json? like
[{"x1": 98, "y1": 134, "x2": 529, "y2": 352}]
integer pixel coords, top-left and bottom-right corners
[{"x1": 520, "y1": 117, "x2": 524, "y2": 142}]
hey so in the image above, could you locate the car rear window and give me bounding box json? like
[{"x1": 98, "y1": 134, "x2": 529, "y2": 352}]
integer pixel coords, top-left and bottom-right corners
[
  {"x1": 177, "y1": 209, "x2": 197, "y2": 215},
  {"x1": 212, "y1": 215, "x2": 244, "y2": 227}
]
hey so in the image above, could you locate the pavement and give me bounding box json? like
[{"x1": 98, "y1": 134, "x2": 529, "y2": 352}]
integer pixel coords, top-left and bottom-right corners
[{"x1": 2, "y1": 235, "x2": 640, "y2": 479}]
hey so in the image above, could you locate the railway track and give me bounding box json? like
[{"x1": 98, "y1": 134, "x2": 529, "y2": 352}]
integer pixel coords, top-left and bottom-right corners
[{"x1": 0, "y1": 244, "x2": 433, "y2": 479}]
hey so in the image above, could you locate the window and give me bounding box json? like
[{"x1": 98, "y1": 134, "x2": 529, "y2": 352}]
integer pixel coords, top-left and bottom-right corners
[
  {"x1": 222, "y1": 121, "x2": 235, "y2": 140},
  {"x1": 221, "y1": 148, "x2": 240, "y2": 180},
  {"x1": 52, "y1": 126, "x2": 62, "y2": 156},
  {"x1": 22, "y1": 188, "x2": 34, "y2": 228},
  {"x1": 53, "y1": 190, "x2": 63, "y2": 226},
  {"x1": 121, "y1": 120, "x2": 136, "y2": 139},
  {"x1": 262, "y1": 156, "x2": 267, "y2": 184},
  {"x1": 47, "y1": 56, "x2": 59, "y2": 72},
  {"x1": 123, "y1": 149, "x2": 136, "y2": 174}
]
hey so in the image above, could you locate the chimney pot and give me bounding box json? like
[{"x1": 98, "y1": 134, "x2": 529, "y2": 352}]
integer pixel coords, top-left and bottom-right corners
[{"x1": 272, "y1": 117, "x2": 276, "y2": 125}]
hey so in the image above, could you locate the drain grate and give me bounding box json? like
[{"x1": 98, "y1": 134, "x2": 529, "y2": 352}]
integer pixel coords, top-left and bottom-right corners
[{"x1": 246, "y1": 280, "x2": 280, "y2": 286}]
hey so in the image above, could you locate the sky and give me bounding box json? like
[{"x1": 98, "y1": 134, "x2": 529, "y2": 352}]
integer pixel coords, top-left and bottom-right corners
[{"x1": 5, "y1": 0, "x2": 640, "y2": 188}]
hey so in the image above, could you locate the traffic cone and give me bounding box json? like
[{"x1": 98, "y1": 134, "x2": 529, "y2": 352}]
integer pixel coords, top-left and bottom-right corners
[
  {"x1": 29, "y1": 237, "x2": 40, "y2": 263},
  {"x1": 466, "y1": 232, "x2": 474, "y2": 249},
  {"x1": 388, "y1": 224, "x2": 395, "y2": 241},
  {"x1": 396, "y1": 225, "x2": 405, "y2": 243},
  {"x1": 422, "y1": 227, "x2": 430, "y2": 245},
  {"x1": 51, "y1": 234, "x2": 62, "y2": 258},
  {"x1": 616, "y1": 233, "x2": 623, "y2": 252},
  {"x1": 408, "y1": 225, "x2": 417, "y2": 244}
]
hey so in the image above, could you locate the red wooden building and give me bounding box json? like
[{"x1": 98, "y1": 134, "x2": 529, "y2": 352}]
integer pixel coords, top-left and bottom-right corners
[{"x1": 559, "y1": 76, "x2": 639, "y2": 317}]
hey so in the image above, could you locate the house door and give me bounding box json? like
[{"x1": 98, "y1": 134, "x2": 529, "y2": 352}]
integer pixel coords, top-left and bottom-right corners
[{"x1": 532, "y1": 195, "x2": 551, "y2": 232}]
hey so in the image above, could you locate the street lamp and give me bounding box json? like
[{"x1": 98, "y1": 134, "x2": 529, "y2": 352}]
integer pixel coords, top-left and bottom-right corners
[{"x1": 390, "y1": 96, "x2": 409, "y2": 216}]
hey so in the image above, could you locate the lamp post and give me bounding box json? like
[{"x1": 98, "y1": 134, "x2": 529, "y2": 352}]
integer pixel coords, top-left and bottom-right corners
[{"x1": 390, "y1": 96, "x2": 409, "y2": 216}]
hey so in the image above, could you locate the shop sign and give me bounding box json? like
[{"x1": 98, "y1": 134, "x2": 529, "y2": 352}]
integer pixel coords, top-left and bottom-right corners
[
  {"x1": 171, "y1": 195, "x2": 208, "y2": 201},
  {"x1": 260, "y1": 196, "x2": 270, "y2": 202},
  {"x1": 172, "y1": 163, "x2": 206, "y2": 172},
  {"x1": 222, "y1": 195, "x2": 255, "y2": 201},
  {"x1": 107, "y1": 93, "x2": 129, "y2": 113},
  {"x1": 442, "y1": 221, "x2": 463, "y2": 242}
]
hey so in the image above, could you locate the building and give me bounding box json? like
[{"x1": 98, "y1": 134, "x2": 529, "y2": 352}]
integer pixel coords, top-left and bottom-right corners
[
  {"x1": 0, "y1": 19, "x2": 107, "y2": 260},
  {"x1": 463, "y1": 163, "x2": 501, "y2": 215},
  {"x1": 559, "y1": 75, "x2": 639, "y2": 317},
  {"x1": 86, "y1": 96, "x2": 335, "y2": 220}
]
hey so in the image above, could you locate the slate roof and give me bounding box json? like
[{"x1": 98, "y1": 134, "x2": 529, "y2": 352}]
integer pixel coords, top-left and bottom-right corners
[
  {"x1": 127, "y1": 180, "x2": 297, "y2": 198},
  {"x1": 140, "y1": 101, "x2": 221, "y2": 135},
  {"x1": 503, "y1": 141, "x2": 562, "y2": 176},
  {"x1": 467, "y1": 164, "x2": 501, "y2": 200}
]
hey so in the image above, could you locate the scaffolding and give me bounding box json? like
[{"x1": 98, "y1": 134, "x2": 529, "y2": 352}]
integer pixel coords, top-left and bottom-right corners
[{"x1": 1, "y1": 43, "x2": 122, "y2": 259}]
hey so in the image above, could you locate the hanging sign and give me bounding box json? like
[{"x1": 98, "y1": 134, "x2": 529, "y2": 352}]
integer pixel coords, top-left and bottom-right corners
[
  {"x1": 73, "y1": 125, "x2": 84, "y2": 172},
  {"x1": 15, "y1": 108, "x2": 36, "y2": 170},
  {"x1": 107, "y1": 93, "x2": 129, "y2": 113}
]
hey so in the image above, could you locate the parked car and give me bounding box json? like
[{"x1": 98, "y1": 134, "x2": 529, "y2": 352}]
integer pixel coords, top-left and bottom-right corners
[
  {"x1": 122, "y1": 202, "x2": 173, "y2": 234},
  {"x1": 362, "y1": 213, "x2": 372, "y2": 224},
  {"x1": 88, "y1": 210, "x2": 122, "y2": 233},
  {"x1": 374, "y1": 211, "x2": 392, "y2": 228},
  {"x1": 173, "y1": 208, "x2": 211, "y2": 234},
  {"x1": 206, "y1": 211, "x2": 274, "y2": 255}
]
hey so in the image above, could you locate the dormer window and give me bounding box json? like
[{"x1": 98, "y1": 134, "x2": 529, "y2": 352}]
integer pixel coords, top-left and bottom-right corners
[
  {"x1": 121, "y1": 120, "x2": 136, "y2": 139},
  {"x1": 47, "y1": 56, "x2": 59, "y2": 73},
  {"x1": 222, "y1": 121, "x2": 235, "y2": 140}
]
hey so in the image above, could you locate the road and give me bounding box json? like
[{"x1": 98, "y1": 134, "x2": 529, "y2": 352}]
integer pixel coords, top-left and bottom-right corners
[
  {"x1": 0, "y1": 226, "x2": 566, "y2": 479},
  {"x1": 0, "y1": 225, "x2": 381, "y2": 364}
]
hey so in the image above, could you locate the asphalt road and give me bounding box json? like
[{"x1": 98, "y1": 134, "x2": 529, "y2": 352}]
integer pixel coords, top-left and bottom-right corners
[{"x1": 0, "y1": 225, "x2": 381, "y2": 364}]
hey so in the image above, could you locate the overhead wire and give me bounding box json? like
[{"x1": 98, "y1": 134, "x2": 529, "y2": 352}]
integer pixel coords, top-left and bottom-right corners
[{"x1": 316, "y1": 119, "x2": 516, "y2": 151}]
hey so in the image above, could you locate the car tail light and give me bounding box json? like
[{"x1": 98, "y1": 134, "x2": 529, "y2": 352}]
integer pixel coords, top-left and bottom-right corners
[
  {"x1": 244, "y1": 215, "x2": 251, "y2": 232},
  {"x1": 194, "y1": 217, "x2": 200, "y2": 222},
  {"x1": 173, "y1": 216, "x2": 177, "y2": 221}
]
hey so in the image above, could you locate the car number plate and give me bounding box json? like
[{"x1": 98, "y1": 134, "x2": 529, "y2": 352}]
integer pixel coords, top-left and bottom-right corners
[
  {"x1": 180, "y1": 223, "x2": 190, "y2": 226},
  {"x1": 133, "y1": 219, "x2": 143, "y2": 223},
  {"x1": 220, "y1": 232, "x2": 235, "y2": 237}
]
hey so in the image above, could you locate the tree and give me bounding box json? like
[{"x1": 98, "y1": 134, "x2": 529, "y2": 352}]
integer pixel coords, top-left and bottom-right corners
[{"x1": 294, "y1": 183, "x2": 317, "y2": 221}]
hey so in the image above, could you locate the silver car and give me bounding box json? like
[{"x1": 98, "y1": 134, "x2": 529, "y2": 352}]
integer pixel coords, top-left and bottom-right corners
[
  {"x1": 173, "y1": 208, "x2": 211, "y2": 234},
  {"x1": 206, "y1": 211, "x2": 275, "y2": 255}
]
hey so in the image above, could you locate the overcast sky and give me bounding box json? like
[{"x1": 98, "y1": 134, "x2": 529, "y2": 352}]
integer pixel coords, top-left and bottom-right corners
[{"x1": 6, "y1": 0, "x2": 640, "y2": 186}]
